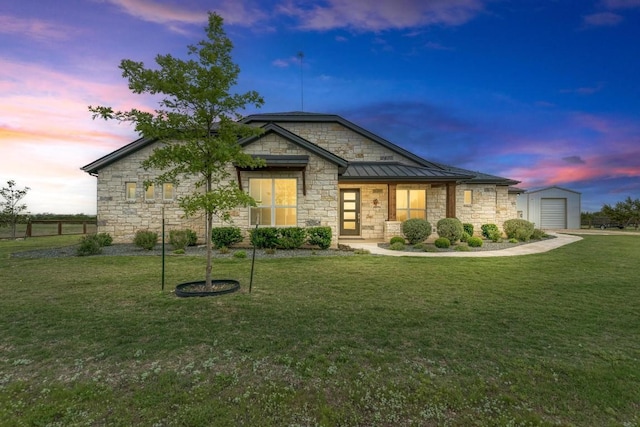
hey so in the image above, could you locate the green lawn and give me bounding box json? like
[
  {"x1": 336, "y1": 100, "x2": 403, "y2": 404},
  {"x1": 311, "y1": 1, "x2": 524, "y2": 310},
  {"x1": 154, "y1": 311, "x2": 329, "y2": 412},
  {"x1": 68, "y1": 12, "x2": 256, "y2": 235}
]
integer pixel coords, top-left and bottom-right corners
[{"x1": 1, "y1": 235, "x2": 639, "y2": 426}]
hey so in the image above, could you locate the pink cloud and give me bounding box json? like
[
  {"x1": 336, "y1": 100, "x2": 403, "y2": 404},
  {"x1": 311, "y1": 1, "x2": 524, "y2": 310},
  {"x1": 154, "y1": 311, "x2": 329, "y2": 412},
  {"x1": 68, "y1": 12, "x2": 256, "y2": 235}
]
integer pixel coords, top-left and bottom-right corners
[
  {"x1": 278, "y1": 0, "x2": 485, "y2": 31},
  {"x1": 0, "y1": 14, "x2": 74, "y2": 41},
  {"x1": 583, "y1": 11, "x2": 623, "y2": 26},
  {"x1": 104, "y1": 0, "x2": 268, "y2": 29}
]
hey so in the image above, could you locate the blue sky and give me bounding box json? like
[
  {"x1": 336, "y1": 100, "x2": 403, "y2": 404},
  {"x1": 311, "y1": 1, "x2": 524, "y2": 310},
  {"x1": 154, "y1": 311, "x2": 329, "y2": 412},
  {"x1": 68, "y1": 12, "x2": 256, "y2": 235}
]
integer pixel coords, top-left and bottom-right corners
[{"x1": 1, "y1": 0, "x2": 639, "y2": 214}]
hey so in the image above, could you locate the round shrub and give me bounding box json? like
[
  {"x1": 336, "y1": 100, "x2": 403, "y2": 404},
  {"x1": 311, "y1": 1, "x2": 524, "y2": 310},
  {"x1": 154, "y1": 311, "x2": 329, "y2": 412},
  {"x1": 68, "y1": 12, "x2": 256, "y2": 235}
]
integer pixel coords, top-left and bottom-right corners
[
  {"x1": 77, "y1": 234, "x2": 103, "y2": 256},
  {"x1": 460, "y1": 231, "x2": 471, "y2": 242},
  {"x1": 389, "y1": 241, "x2": 406, "y2": 251},
  {"x1": 481, "y1": 224, "x2": 499, "y2": 239},
  {"x1": 169, "y1": 229, "x2": 191, "y2": 250},
  {"x1": 467, "y1": 236, "x2": 483, "y2": 247},
  {"x1": 250, "y1": 227, "x2": 279, "y2": 249},
  {"x1": 434, "y1": 237, "x2": 451, "y2": 248},
  {"x1": 454, "y1": 245, "x2": 471, "y2": 252},
  {"x1": 402, "y1": 218, "x2": 432, "y2": 244},
  {"x1": 233, "y1": 250, "x2": 247, "y2": 258},
  {"x1": 531, "y1": 228, "x2": 548, "y2": 240},
  {"x1": 277, "y1": 227, "x2": 306, "y2": 249},
  {"x1": 390, "y1": 236, "x2": 405, "y2": 245},
  {"x1": 185, "y1": 229, "x2": 198, "y2": 246},
  {"x1": 463, "y1": 223, "x2": 474, "y2": 237},
  {"x1": 95, "y1": 232, "x2": 113, "y2": 247},
  {"x1": 489, "y1": 230, "x2": 503, "y2": 242},
  {"x1": 307, "y1": 226, "x2": 332, "y2": 249},
  {"x1": 134, "y1": 230, "x2": 158, "y2": 250},
  {"x1": 437, "y1": 218, "x2": 464, "y2": 243},
  {"x1": 503, "y1": 219, "x2": 535, "y2": 241},
  {"x1": 211, "y1": 226, "x2": 243, "y2": 249}
]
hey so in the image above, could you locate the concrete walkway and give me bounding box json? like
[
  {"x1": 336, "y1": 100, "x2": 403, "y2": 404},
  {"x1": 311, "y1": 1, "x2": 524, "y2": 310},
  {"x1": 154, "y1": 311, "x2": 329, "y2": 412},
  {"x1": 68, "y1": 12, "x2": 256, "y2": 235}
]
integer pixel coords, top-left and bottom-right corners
[{"x1": 342, "y1": 232, "x2": 583, "y2": 257}]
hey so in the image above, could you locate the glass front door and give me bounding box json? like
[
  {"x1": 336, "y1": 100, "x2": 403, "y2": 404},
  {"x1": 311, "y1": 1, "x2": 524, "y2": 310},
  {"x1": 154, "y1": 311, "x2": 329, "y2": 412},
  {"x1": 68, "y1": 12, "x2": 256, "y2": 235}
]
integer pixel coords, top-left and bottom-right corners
[{"x1": 340, "y1": 189, "x2": 360, "y2": 236}]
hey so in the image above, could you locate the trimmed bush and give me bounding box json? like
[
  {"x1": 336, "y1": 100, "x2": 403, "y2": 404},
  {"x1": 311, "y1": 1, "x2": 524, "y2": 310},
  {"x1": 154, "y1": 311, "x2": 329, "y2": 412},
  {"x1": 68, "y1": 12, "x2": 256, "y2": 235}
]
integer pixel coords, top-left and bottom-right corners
[
  {"x1": 468, "y1": 236, "x2": 483, "y2": 247},
  {"x1": 489, "y1": 230, "x2": 502, "y2": 242},
  {"x1": 134, "y1": 230, "x2": 158, "y2": 250},
  {"x1": 77, "y1": 234, "x2": 103, "y2": 256},
  {"x1": 169, "y1": 229, "x2": 191, "y2": 250},
  {"x1": 307, "y1": 226, "x2": 332, "y2": 249},
  {"x1": 390, "y1": 236, "x2": 405, "y2": 245},
  {"x1": 211, "y1": 226, "x2": 243, "y2": 249},
  {"x1": 481, "y1": 224, "x2": 499, "y2": 239},
  {"x1": 461, "y1": 231, "x2": 471, "y2": 243},
  {"x1": 250, "y1": 227, "x2": 279, "y2": 249},
  {"x1": 402, "y1": 218, "x2": 432, "y2": 244},
  {"x1": 95, "y1": 233, "x2": 113, "y2": 247},
  {"x1": 532, "y1": 228, "x2": 548, "y2": 240},
  {"x1": 233, "y1": 250, "x2": 247, "y2": 258},
  {"x1": 463, "y1": 223, "x2": 474, "y2": 237},
  {"x1": 437, "y1": 218, "x2": 464, "y2": 243},
  {"x1": 278, "y1": 227, "x2": 306, "y2": 249},
  {"x1": 185, "y1": 229, "x2": 198, "y2": 246},
  {"x1": 389, "y1": 241, "x2": 406, "y2": 251},
  {"x1": 455, "y1": 245, "x2": 471, "y2": 252},
  {"x1": 503, "y1": 219, "x2": 535, "y2": 241},
  {"x1": 434, "y1": 237, "x2": 451, "y2": 249}
]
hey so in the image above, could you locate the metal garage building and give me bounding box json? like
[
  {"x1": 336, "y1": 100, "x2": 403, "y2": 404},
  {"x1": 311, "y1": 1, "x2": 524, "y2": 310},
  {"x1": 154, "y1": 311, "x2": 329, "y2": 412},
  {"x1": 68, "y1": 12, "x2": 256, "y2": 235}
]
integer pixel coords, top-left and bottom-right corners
[{"x1": 516, "y1": 186, "x2": 581, "y2": 230}]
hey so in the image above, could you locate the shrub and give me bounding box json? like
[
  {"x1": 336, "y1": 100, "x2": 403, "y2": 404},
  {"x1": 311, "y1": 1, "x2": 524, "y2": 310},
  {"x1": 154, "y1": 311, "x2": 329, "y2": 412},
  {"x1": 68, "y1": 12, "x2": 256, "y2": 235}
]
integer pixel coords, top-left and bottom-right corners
[
  {"x1": 531, "y1": 228, "x2": 548, "y2": 240},
  {"x1": 77, "y1": 234, "x2": 103, "y2": 256},
  {"x1": 402, "y1": 218, "x2": 432, "y2": 244},
  {"x1": 95, "y1": 233, "x2": 113, "y2": 247},
  {"x1": 233, "y1": 250, "x2": 247, "y2": 258},
  {"x1": 509, "y1": 238, "x2": 519, "y2": 243},
  {"x1": 265, "y1": 248, "x2": 276, "y2": 255},
  {"x1": 250, "y1": 227, "x2": 279, "y2": 249},
  {"x1": 390, "y1": 236, "x2": 405, "y2": 245},
  {"x1": 185, "y1": 229, "x2": 198, "y2": 246},
  {"x1": 468, "y1": 236, "x2": 483, "y2": 247},
  {"x1": 412, "y1": 242, "x2": 427, "y2": 250},
  {"x1": 211, "y1": 226, "x2": 243, "y2": 249},
  {"x1": 307, "y1": 226, "x2": 332, "y2": 249},
  {"x1": 389, "y1": 241, "x2": 406, "y2": 251},
  {"x1": 173, "y1": 249, "x2": 185, "y2": 255},
  {"x1": 503, "y1": 219, "x2": 535, "y2": 241},
  {"x1": 481, "y1": 224, "x2": 499, "y2": 239},
  {"x1": 278, "y1": 227, "x2": 306, "y2": 249},
  {"x1": 437, "y1": 218, "x2": 464, "y2": 243},
  {"x1": 218, "y1": 246, "x2": 229, "y2": 254},
  {"x1": 455, "y1": 245, "x2": 471, "y2": 252},
  {"x1": 169, "y1": 229, "x2": 191, "y2": 250},
  {"x1": 434, "y1": 237, "x2": 451, "y2": 248},
  {"x1": 134, "y1": 230, "x2": 158, "y2": 250},
  {"x1": 463, "y1": 223, "x2": 474, "y2": 237},
  {"x1": 489, "y1": 229, "x2": 503, "y2": 242},
  {"x1": 460, "y1": 231, "x2": 471, "y2": 242}
]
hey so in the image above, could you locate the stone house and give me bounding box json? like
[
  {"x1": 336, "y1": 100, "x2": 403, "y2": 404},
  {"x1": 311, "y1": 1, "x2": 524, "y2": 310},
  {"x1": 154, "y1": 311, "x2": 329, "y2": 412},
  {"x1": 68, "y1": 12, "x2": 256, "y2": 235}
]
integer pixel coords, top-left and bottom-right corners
[{"x1": 81, "y1": 112, "x2": 521, "y2": 246}]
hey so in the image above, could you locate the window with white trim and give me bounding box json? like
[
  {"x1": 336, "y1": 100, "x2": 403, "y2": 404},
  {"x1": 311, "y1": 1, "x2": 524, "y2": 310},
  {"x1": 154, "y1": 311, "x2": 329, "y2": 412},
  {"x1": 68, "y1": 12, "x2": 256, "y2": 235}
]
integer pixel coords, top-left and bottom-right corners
[
  {"x1": 249, "y1": 178, "x2": 297, "y2": 226},
  {"x1": 396, "y1": 189, "x2": 426, "y2": 222},
  {"x1": 162, "y1": 183, "x2": 174, "y2": 200},
  {"x1": 145, "y1": 183, "x2": 155, "y2": 200}
]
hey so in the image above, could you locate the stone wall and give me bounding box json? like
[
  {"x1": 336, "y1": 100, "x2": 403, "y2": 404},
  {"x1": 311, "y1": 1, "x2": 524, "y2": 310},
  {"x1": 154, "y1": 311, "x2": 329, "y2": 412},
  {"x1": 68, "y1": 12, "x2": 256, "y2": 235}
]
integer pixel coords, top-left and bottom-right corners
[{"x1": 455, "y1": 184, "x2": 517, "y2": 235}]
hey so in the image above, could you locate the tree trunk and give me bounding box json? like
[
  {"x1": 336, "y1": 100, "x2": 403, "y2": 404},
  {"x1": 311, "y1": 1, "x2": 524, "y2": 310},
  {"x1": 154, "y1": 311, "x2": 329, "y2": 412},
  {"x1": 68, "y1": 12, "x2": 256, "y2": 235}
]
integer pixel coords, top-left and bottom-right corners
[{"x1": 205, "y1": 211, "x2": 213, "y2": 287}]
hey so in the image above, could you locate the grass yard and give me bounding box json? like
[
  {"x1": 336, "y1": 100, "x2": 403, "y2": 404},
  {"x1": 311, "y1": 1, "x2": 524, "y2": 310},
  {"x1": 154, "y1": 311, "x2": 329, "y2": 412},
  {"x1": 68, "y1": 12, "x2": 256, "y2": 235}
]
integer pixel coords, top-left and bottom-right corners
[{"x1": 0, "y1": 235, "x2": 639, "y2": 426}]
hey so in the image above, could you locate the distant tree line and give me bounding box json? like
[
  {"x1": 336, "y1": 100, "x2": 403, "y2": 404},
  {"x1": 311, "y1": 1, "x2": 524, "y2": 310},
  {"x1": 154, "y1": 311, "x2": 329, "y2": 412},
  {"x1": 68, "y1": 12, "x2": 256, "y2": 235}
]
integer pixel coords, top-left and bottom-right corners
[
  {"x1": 29, "y1": 213, "x2": 97, "y2": 221},
  {"x1": 582, "y1": 196, "x2": 640, "y2": 228}
]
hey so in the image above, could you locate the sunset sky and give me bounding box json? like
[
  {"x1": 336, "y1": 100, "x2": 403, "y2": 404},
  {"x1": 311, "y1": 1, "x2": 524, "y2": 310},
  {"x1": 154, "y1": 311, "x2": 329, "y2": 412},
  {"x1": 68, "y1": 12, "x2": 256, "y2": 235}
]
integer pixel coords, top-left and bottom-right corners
[{"x1": 1, "y1": 0, "x2": 639, "y2": 214}]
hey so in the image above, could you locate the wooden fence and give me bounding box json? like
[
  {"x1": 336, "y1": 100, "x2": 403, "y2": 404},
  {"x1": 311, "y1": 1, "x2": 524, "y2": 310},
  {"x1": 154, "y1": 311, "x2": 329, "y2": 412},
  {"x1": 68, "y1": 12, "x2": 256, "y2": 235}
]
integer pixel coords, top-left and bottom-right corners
[{"x1": 24, "y1": 220, "x2": 98, "y2": 237}]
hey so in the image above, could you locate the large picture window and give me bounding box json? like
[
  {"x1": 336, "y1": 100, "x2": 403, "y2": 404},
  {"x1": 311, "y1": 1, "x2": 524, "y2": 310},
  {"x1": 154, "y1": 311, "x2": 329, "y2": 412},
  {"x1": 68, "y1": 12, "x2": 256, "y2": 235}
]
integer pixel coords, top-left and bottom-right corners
[
  {"x1": 396, "y1": 189, "x2": 426, "y2": 222},
  {"x1": 250, "y1": 178, "x2": 297, "y2": 226}
]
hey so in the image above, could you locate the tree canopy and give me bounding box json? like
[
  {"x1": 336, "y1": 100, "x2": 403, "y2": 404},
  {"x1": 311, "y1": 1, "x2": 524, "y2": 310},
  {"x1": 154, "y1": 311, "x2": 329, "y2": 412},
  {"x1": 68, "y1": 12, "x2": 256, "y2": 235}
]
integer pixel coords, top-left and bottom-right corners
[{"x1": 90, "y1": 12, "x2": 264, "y2": 285}]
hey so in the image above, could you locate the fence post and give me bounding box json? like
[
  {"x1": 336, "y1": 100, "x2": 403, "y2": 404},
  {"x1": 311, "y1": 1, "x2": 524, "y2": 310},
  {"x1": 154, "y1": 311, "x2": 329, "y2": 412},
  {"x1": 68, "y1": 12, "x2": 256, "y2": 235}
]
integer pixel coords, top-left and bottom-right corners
[
  {"x1": 26, "y1": 222, "x2": 32, "y2": 237},
  {"x1": 58, "y1": 221, "x2": 63, "y2": 235},
  {"x1": 83, "y1": 222, "x2": 87, "y2": 234}
]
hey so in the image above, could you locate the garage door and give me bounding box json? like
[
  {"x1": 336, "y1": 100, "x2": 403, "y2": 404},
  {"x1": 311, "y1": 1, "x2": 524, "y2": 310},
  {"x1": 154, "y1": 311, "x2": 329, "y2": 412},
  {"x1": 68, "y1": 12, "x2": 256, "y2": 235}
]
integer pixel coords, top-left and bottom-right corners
[{"x1": 540, "y1": 198, "x2": 566, "y2": 229}]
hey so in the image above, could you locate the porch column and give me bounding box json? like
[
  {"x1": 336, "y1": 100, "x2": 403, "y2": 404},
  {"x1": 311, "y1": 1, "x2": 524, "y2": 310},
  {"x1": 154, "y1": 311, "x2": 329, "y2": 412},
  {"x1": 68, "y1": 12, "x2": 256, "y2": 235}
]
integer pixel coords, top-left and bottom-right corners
[
  {"x1": 446, "y1": 183, "x2": 457, "y2": 218},
  {"x1": 388, "y1": 184, "x2": 397, "y2": 221}
]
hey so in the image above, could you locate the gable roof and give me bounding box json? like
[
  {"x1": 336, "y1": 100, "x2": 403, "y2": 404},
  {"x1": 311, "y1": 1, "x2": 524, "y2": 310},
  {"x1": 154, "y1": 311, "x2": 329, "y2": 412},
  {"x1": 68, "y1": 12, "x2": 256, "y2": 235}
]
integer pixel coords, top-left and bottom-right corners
[
  {"x1": 238, "y1": 122, "x2": 349, "y2": 171},
  {"x1": 81, "y1": 136, "x2": 157, "y2": 176}
]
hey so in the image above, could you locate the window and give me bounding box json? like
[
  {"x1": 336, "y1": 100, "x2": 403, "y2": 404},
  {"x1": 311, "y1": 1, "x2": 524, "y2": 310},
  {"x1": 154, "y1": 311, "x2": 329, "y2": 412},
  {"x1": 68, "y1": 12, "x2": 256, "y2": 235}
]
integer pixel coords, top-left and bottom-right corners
[
  {"x1": 396, "y1": 189, "x2": 426, "y2": 222},
  {"x1": 464, "y1": 190, "x2": 473, "y2": 205},
  {"x1": 125, "y1": 182, "x2": 136, "y2": 201},
  {"x1": 249, "y1": 178, "x2": 297, "y2": 226},
  {"x1": 145, "y1": 183, "x2": 155, "y2": 200},
  {"x1": 162, "y1": 183, "x2": 174, "y2": 201}
]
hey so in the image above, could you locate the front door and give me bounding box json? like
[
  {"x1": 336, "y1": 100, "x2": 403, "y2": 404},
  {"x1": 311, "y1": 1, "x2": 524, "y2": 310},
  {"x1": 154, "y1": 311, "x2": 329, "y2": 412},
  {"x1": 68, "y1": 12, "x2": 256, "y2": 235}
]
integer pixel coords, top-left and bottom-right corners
[{"x1": 340, "y1": 189, "x2": 360, "y2": 236}]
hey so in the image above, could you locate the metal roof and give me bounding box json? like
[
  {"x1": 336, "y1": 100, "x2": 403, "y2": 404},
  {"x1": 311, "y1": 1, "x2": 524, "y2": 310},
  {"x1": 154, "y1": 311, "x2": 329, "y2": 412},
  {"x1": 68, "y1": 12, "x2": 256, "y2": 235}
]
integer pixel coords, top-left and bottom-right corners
[{"x1": 340, "y1": 162, "x2": 473, "y2": 182}]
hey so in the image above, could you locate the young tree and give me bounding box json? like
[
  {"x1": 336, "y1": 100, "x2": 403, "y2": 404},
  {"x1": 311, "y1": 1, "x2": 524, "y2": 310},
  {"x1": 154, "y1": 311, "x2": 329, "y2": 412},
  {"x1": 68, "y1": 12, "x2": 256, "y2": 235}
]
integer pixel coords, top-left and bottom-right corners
[
  {"x1": 89, "y1": 12, "x2": 264, "y2": 286},
  {"x1": 0, "y1": 180, "x2": 30, "y2": 239}
]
